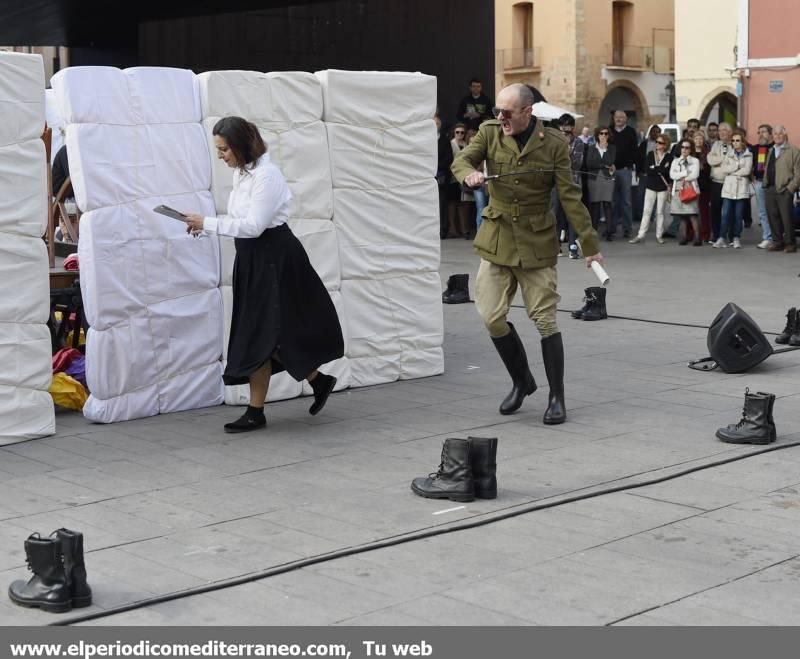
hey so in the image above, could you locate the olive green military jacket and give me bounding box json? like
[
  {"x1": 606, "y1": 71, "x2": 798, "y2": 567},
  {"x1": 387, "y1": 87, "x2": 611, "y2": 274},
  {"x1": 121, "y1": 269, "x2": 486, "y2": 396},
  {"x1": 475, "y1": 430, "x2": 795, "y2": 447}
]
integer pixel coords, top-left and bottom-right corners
[{"x1": 451, "y1": 119, "x2": 600, "y2": 268}]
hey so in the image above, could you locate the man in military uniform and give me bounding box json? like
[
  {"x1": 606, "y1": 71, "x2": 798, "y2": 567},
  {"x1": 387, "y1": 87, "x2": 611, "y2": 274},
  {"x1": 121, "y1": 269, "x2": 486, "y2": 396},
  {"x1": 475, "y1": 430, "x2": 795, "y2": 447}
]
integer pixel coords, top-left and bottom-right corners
[{"x1": 451, "y1": 83, "x2": 604, "y2": 425}]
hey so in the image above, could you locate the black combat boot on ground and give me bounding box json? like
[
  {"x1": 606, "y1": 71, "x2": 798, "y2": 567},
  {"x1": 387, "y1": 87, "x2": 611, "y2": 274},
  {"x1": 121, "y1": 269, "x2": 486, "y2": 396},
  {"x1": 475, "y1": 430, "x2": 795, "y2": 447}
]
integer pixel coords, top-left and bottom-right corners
[
  {"x1": 541, "y1": 333, "x2": 566, "y2": 425},
  {"x1": 55, "y1": 528, "x2": 92, "y2": 608},
  {"x1": 8, "y1": 534, "x2": 72, "y2": 613},
  {"x1": 467, "y1": 436, "x2": 497, "y2": 499},
  {"x1": 491, "y1": 322, "x2": 537, "y2": 415},
  {"x1": 716, "y1": 388, "x2": 775, "y2": 445},
  {"x1": 309, "y1": 373, "x2": 337, "y2": 415},
  {"x1": 582, "y1": 287, "x2": 608, "y2": 321},
  {"x1": 442, "y1": 274, "x2": 470, "y2": 304},
  {"x1": 756, "y1": 391, "x2": 778, "y2": 442},
  {"x1": 776, "y1": 307, "x2": 797, "y2": 344},
  {"x1": 410, "y1": 438, "x2": 475, "y2": 502},
  {"x1": 223, "y1": 406, "x2": 267, "y2": 433},
  {"x1": 790, "y1": 313, "x2": 800, "y2": 347},
  {"x1": 571, "y1": 287, "x2": 594, "y2": 319}
]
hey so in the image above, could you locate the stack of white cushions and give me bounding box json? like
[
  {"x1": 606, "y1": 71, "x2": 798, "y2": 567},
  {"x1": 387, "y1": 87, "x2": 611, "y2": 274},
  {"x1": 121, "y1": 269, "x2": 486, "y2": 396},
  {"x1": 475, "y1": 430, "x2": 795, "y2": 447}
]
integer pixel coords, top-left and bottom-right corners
[
  {"x1": 318, "y1": 70, "x2": 444, "y2": 386},
  {"x1": 0, "y1": 52, "x2": 54, "y2": 442},
  {"x1": 51, "y1": 67, "x2": 224, "y2": 423},
  {"x1": 197, "y1": 70, "x2": 348, "y2": 404}
]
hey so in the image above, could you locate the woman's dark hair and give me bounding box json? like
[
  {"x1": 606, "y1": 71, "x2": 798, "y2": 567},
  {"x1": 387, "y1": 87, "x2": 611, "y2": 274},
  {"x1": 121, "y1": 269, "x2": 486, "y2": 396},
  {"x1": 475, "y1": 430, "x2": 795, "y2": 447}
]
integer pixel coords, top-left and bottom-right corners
[{"x1": 212, "y1": 116, "x2": 267, "y2": 171}]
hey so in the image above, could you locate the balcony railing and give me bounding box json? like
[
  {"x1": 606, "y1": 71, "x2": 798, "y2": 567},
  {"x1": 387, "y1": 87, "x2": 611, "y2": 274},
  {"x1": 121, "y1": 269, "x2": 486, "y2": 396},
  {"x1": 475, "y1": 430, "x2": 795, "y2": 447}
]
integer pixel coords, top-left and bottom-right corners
[
  {"x1": 496, "y1": 47, "x2": 542, "y2": 72},
  {"x1": 605, "y1": 44, "x2": 674, "y2": 72}
]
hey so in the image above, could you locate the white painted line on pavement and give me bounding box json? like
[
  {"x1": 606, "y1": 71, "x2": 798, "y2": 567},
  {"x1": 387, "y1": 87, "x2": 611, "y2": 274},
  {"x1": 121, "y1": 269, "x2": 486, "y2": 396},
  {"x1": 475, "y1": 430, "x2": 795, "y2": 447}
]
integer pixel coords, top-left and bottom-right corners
[{"x1": 433, "y1": 505, "x2": 466, "y2": 515}]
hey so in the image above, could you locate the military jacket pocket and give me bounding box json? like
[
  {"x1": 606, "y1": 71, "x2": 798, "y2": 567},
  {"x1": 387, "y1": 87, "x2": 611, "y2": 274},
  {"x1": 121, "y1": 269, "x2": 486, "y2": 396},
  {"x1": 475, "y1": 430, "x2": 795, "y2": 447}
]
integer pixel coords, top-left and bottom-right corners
[
  {"x1": 474, "y1": 208, "x2": 502, "y2": 254},
  {"x1": 529, "y1": 211, "x2": 560, "y2": 260},
  {"x1": 487, "y1": 153, "x2": 514, "y2": 177}
]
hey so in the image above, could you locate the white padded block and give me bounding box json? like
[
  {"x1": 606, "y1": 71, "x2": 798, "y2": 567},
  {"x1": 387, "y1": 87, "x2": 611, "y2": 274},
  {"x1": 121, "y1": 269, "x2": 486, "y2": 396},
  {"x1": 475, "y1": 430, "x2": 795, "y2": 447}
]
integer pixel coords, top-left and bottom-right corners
[
  {"x1": 384, "y1": 272, "x2": 443, "y2": 352},
  {"x1": 52, "y1": 67, "x2": 139, "y2": 125},
  {"x1": 159, "y1": 361, "x2": 223, "y2": 414},
  {"x1": 289, "y1": 219, "x2": 341, "y2": 292},
  {"x1": 125, "y1": 67, "x2": 201, "y2": 124},
  {"x1": 83, "y1": 385, "x2": 160, "y2": 424},
  {"x1": 67, "y1": 123, "x2": 212, "y2": 211},
  {"x1": 340, "y1": 279, "x2": 400, "y2": 358},
  {"x1": 198, "y1": 70, "x2": 322, "y2": 126},
  {"x1": 341, "y1": 273, "x2": 443, "y2": 359},
  {"x1": 148, "y1": 289, "x2": 224, "y2": 380},
  {"x1": 204, "y1": 118, "x2": 332, "y2": 220},
  {"x1": 347, "y1": 355, "x2": 401, "y2": 388},
  {"x1": 78, "y1": 195, "x2": 218, "y2": 330},
  {"x1": 0, "y1": 235, "x2": 49, "y2": 323},
  {"x1": 220, "y1": 237, "x2": 236, "y2": 287},
  {"x1": 333, "y1": 180, "x2": 440, "y2": 279},
  {"x1": 85, "y1": 323, "x2": 160, "y2": 400},
  {"x1": 326, "y1": 120, "x2": 436, "y2": 189},
  {"x1": 0, "y1": 52, "x2": 45, "y2": 146},
  {"x1": 0, "y1": 140, "x2": 47, "y2": 237},
  {"x1": 0, "y1": 323, "x2": 52, "y2": 389},
  {"x1": 400, "y1": 347, "x2": 444, "y2": 380},
  {"x1": 45, "y1": 89, "x2": 66, "y2": 155},
  {"x1": 0, "y1": 386, "x2": 55, "y2": 444},
  {"x1": 316, "y1": 70, "x2": 436, "y2": 127}
]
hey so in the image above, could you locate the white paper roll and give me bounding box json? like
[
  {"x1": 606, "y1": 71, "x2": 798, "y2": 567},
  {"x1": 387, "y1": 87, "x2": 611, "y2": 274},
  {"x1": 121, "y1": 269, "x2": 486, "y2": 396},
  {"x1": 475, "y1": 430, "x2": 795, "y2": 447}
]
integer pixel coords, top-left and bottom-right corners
[{"x1": 591, "y1": 261, "x2": 611, "y2": 286}]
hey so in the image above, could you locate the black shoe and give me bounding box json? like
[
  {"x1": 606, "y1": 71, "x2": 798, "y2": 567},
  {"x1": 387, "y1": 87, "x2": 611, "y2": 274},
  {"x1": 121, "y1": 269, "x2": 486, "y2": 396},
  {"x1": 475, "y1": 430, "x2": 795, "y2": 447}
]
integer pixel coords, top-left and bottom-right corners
[
  {"x1": 411, "y1": 438, "x2": 475, "y2": 502},
  {"x1": 224, "y1": 407, "x2": 266, "y2": 433},
  {"x1": 8, "y1": 534, "x2": 72, "y2": 613},
  {"x1": 54, "y1": 529, "x2": 91, "y2": 608},
  {"x1": 309, "y1": 373, "x2": 336, "y2": 415},
  {"x1": 491, "y1": 322, "x2": 537, "y2": 415},
  {"x1": 693, "y1": 240, "x2": 703, "y2": 246},
  {"x1": 776, "y1": 308, "x2": 797, "y2": 345},
  {"x1": 716, "y1": 388, "x2": 775, "y2": 445},
  {"x1": 442, "y1": 274, "x2": 470, "y2": 304},
  {"x1": 571, "y1": 287, "x2": 594, "y2": 319},
  {"x1": 662, "y1": 232, "x2": 676, "y2": 239},
  {"x1": 623, "y1": 230, "x2": 631, "y2": 239},
  {"x1": 467, "y1": 436, "x2": 498, "y2": 499},
  {"x1": 541, "y1": 333, "x2": 566, "y2": 425},
  {"x1": 582, "y1": 287, "x2": 607, "y2": 321}
]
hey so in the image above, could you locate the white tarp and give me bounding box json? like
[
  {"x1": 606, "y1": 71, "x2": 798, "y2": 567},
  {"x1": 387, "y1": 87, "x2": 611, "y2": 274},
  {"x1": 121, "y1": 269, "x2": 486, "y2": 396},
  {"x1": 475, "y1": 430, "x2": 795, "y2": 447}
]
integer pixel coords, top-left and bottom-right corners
[
  {"x1": 52, "y1": 66, "x2": 223, "y2": 422},
  {"x1": 0, "y1": 51, "x2": 54, "y2": 443}
]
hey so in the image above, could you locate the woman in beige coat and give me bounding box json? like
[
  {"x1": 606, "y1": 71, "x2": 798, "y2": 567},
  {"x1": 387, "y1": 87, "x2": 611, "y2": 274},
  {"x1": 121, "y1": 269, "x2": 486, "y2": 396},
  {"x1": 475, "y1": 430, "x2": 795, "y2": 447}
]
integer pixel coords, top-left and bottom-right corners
[{"x1": 714, "y1": 134, "x2": 753, "y2": 249}]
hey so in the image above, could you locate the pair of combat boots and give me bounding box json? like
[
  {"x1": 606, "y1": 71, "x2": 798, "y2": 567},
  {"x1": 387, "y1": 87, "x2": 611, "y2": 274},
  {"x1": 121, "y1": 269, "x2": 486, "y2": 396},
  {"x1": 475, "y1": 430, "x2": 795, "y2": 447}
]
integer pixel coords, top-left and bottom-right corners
[
  {"x1": 776, "y1": 307, "x2": 800, "y2": 346},
  {"x1": 8, "y1": 528, "x2": 92, "y2": 613},
  {"x1": 716, "y1": 388, "x2": 777, "y2": 445},
  {"x1": 411, "y1": 437, "x2": 497, "y2": 502},
  {"x1": 571, "y1": 287, "x2": 607, "y2": 321}
]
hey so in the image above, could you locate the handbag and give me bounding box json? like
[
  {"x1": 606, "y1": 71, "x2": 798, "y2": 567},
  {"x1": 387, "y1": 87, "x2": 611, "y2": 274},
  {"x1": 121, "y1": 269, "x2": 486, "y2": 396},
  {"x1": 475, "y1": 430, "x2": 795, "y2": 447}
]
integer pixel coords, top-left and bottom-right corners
[{"x1": 679, "y1": 182, "x2": 699, "y2": 203}]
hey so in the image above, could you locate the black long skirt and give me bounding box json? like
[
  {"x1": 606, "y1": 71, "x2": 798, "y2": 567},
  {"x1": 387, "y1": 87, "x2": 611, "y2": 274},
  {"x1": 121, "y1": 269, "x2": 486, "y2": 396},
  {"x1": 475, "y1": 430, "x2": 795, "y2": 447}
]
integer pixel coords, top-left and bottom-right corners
[{"x1": 223, "y1": 224, "x2": 344, "y2": 386}]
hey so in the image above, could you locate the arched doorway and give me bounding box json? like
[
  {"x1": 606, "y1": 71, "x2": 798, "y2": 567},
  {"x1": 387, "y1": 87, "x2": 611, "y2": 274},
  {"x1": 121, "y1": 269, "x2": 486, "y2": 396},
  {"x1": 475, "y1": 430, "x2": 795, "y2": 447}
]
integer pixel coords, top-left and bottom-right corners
[
  {"x1": 598, "y1": 83, "x2": 646, "y2": 131},
  {"x1": 700, "y1": 90, "x2": 737, "y2": 126}
]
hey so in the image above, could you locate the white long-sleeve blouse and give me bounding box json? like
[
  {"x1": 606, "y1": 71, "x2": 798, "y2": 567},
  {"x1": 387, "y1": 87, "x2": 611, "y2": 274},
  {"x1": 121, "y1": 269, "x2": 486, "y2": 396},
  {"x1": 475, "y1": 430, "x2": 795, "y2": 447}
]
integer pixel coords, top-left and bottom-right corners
[{"x1": 202, "y1": 154, "x2": 292, "y2": 238}]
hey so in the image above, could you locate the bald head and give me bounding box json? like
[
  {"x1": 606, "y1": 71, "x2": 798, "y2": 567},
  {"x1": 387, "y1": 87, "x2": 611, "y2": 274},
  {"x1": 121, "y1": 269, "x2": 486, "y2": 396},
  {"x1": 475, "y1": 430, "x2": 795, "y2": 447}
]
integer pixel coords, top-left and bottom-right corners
[{"x1": 495, "y1": 84, "x2": 534, "y2": 136}]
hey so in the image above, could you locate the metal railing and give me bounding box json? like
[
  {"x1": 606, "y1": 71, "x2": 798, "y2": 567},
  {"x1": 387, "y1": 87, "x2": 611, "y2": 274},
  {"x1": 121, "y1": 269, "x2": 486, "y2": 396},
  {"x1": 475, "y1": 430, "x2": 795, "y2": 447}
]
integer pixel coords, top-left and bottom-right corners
[
  {"x1": 496, "y1": 47, "x2": 541, "y2": 71},
  {"x1": 605, "y1": 44, "x2": 674, "y2": 72}
]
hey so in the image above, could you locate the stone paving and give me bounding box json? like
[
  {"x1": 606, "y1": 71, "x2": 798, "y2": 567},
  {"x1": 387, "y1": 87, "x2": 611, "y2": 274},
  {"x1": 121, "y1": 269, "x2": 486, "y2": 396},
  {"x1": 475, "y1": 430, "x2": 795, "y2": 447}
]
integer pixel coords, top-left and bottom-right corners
[{"x1": 2, "y1": 224, "x2": 800, "y2": 625}]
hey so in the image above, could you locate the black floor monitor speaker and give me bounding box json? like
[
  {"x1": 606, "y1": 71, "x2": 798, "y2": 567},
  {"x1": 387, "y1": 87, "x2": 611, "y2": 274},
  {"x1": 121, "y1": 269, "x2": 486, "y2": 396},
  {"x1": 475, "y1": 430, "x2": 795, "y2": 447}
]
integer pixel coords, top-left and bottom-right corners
[{"x1": 706, "y1": 302, "x2": 773, "y2": 373}]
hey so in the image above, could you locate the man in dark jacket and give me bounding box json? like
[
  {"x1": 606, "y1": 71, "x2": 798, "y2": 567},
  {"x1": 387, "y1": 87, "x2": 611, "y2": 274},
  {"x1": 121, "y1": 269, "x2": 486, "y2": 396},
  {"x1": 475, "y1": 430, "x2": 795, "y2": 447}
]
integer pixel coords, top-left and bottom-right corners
[
  {"x1": 608, "y1": 110, "x2": 638, "y2": 240},
  {"x1": 456, "y1": 78, "x2": 493, "y2": 132}
]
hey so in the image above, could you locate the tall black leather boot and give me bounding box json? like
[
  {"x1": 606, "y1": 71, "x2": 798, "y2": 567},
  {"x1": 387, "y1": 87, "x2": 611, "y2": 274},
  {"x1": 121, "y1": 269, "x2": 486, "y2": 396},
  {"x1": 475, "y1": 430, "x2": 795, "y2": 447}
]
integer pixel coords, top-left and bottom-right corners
[
  {"x1": 756, "y1": 391, "x2": 778, "y2": 442},
  {"x1": 541, "y1": 333, "x2": 566, "y2": 425},
  {"x1": 776, "y1": 307, "x2": 797, "y2": 344},
  {"x1": 411, "y1": 438, "x2": 475, "y2": 502},
  {"x1": 467, "y1": 436, "x2": 497, "y2": 499},
  {"x1": 8, "y1": 534, "x2": 72, "y2": 613},
  {"x1": 571, "y1": 287, "x2": 593, "y2": 319},
  {"x1": 716, "y1": 388, "x2": 774, "y2": 445},
  {"x1": 55, "y1": 528, "x2": 92, "y2": 608},
  {"x1": 491, "y1": 322, "x2": 537, "y2": 415},
  {"x1": 442, "y1": 274, "x2": 470, "y2": 304},
  {"x1": 582, "y1": 287, "x2": 607, "y2": 321}
]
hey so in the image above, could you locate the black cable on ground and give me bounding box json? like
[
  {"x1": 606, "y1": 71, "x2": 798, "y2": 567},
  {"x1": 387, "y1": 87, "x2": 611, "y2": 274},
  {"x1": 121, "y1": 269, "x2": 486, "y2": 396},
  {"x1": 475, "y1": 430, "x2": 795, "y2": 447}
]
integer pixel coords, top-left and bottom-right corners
[{"x1": 52, "y1": 438, "x2": 800, "y2": 626}]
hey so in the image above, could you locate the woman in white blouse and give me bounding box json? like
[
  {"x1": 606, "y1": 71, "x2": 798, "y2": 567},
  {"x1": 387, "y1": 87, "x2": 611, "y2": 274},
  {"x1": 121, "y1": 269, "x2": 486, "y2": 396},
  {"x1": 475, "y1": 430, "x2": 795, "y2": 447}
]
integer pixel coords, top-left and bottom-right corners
[
  {"x1": 185, "y1": 117, "x2": 343, "y2": 433},
  {"x1": 669, "y1": 139, "x2": 702, "y2": 246}
]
